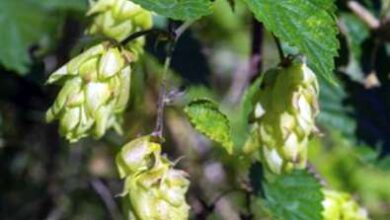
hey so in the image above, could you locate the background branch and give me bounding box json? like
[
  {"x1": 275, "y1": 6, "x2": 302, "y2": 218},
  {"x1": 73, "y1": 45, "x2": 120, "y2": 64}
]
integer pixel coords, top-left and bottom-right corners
[
  {"x1": 347, "y1": 1, "x2": 380, "y2": 29},
  {"x1": 90, "y1": 179, "x2": 122, "y2": 220}
]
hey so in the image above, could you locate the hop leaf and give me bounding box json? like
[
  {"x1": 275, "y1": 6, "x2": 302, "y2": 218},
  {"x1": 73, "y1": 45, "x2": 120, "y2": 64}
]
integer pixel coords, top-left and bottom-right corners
[
  {"x1": 131, "y1": 0, "x2": 213, "y2": 21},
  {"x1": 243, "y1": 0, "x2": 339, "y2": 83},
  {"x1": 263, "y1": 170, "x2": 324, "y2": 220},
  {"x1": 184, "y1": 99, "x2": 234, "y2": 154}
]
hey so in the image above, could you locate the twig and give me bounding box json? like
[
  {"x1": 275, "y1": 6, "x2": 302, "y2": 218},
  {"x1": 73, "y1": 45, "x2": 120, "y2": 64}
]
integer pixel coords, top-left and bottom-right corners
[
  {"x1": 91, "y1": 179, "x2": 122, "y2": 220},
  {"x1": 152, "y1": 66, "x2": 168, "y2": 138},
  {"x1": 121, "y1": 29, "x2": 171, "y2": 46},
  {"x1": 152, "y1": 21, "x2": 194, "y2": 138},
  {"x1": 347, "y1": 1, "x2": 380, "y2": 29},
  {"x1": 273, "y1": 35, "x2": 285, "y2": 63},
  {"x1": 240, "y1": 190, "x2": 254, "y2": 220},
  {"x1": 194, "y1": 197, "x2": 214, "y2": 220},
  {"x1": 194, "y1": 188, "x2": 244, "y2": 220},
  {"x1": 175, "y1": 21, "x2": 194, "y2": 39},
  {"x1": 307, "y1": 163, "x2": 327, "y2": 186},
  {"x1": 210, "y1": 188, "x2": 243, "y2": 206}
]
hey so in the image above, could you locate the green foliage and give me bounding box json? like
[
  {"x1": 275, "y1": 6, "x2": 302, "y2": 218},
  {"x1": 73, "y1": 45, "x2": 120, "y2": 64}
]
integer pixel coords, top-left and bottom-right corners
[
  {"x1": 341, "y1": 13, "x2": 370, "y2": 61},
  {"x1": 263, "y1": 170, "x2": 324, "y2": 220},
  {"x1": 131, "y1": 0, "x2": 213, "y2": 20},
  {"x1": 243, "y1": 0, "x2": 339, "y2": 82},
  {"x1": 184, "y1": 99, "x2": 233, "y2": 153},
  {"x1": 37, "y1": 0, "x2": 87, "y2": 11},
  {"x1": 317, "y1": 79, "x2": 356, "y2": 138},
  {"x1": 340, "y1": 13, "x2": 370, "y2": 82},
  {"x1": 308, "y1": 133, "x2": 390, "y2": 219},
  {"x1": 0, "y1": 0, "x2": 86, "y2": 74},
  {"x1": 1, "y1": 0, "x2": 389, "y2": 219},
  {"x1": 0, "y1": 0, "x2": 54, "y2": 74}
]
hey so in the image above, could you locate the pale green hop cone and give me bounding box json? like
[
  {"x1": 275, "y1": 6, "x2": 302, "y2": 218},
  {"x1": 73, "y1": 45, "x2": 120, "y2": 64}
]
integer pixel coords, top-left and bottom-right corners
[
  {"x1": 46, "y1": 43, "x2": 132, "y2": 142},
  {"x1": 124, "y1": 160, "x2": 190, "y2": 220},
  {"x1": 246, "y1": 62, "x2": 320, "y2": 174},
  {"x1": 116, "y1": 136, "x2": 162, "y2": 178},
  {"x1": 322, "y1": 189, "x2": 370, "y2": 220},
  {"x1": 116, "y1": 136, "x2": 190, "y2": 220},
  {"x1": 86, "y1": 0, "x2": 153, "y2": 42}
]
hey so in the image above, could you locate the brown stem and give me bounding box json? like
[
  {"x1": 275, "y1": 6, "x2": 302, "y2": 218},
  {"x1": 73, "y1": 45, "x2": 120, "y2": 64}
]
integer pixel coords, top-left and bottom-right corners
[
  {"x1": 91, "y1": 179, "x2": 122, "y2": 220},
  {"x1": 152, "y1": 21, "x2": 193, "y2": 138},
  {"x1": 273, "y1": 34, "x2": 285, "y2": 63}
]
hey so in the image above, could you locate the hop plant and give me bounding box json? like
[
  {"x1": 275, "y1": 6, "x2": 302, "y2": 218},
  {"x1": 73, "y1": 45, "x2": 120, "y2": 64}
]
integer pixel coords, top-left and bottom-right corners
[
  {"x1": 116, "y1": 136, "x2": 162, "y2": 177},
  {"x1": 245, "y1": 62, "x2": 319, "y2": 174},
  {"x1": 116, "y1": 136, "x2": 190, "y2": 220},
  {"x1": 322, "y1": 189, "x2": 370, "y2": 220},
  {"x1": 46, "y1": 43, "x2": 132, "y2": 142},
  {"x1": 86, "y1": 0, "x2": 153, "y2": 42}
]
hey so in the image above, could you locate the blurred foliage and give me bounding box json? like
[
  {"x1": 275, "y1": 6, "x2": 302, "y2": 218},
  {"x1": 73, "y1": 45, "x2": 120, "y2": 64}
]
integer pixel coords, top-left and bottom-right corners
[
  {"x1": 0, "y1": 0, "x2": 389, "y2": 220},
  {"x1": 309, "y1": 131, "x2": 390, "y2": 219},
  {"x1": 0, "y1": 0, "x2": 87, "y2": 74}
]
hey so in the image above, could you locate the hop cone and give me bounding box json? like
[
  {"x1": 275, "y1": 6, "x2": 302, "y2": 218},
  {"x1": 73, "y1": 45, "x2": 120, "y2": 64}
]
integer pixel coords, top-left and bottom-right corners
[
  {"x1": 86, "y1": 0, "x2": 152, "y2": 42},
  {"x1": 246, "y1": 63, "x2": 319, "y2": 174},
  {"x1": 46, "y1": 43, "x2": 132, "y2": 142},
  {"x1": 116, "y1": 136, "x2": 190, "y2": 220},
  {"x1": 322, "y1": 189, "x2": 369, "y2": 220}
]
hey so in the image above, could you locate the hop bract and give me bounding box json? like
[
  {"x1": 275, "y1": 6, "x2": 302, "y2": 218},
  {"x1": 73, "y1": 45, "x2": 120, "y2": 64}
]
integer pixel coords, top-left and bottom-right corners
[
  {"x1": 46, "y1": 43, "x2": 132, "y2": 142},
  {"x1": 87, "y1": 0, "x2": 153, "y2": 42},
  {"x1": 116, "y1": 136, "x2": 190, "y2": 220},
  {"x1": 246, "y1": 62, "x2": 319, "y2": 174},
  {"x1": 322, "y1": 189, "x2": 370, "y2": 220}
]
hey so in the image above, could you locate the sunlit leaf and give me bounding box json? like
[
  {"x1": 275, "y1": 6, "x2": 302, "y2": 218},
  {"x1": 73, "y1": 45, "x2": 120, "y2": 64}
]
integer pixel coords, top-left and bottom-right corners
[
  {"x1": 131, "y1": 0, "x2": 213, "y2": 20},
  {"x1": 184, "y1": 98, "x2": 233, "y2": 153},
  {"x1": 243, "y1": 0, "x2": 339, "y2": 82}
]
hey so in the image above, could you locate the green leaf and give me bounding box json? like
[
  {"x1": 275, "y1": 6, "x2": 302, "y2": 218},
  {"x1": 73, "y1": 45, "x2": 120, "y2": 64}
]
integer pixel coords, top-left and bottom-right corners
[
  {"x1": 354, "y1": 145, "x2": 380, "y2": 164},
  {"x1": 184, "y1": 99, "x2": 233, "y2": 153},
  {"x1": 263, "y1": 170, "x2": 324, "y2": 220},
  {"x1": 377, "y1": 156, "x2": 390, "y2": 171},
  {"x1": 0, "y1": 1, "x2": 47, "y2": 73},
  {"x1": 37, "y1": 0, "x2": 87, "y2": 11},
  {"x1": 0, "y1": 0, "x2": 85, "y2": 74},
  {"x1": 243, "y1": 0, "x2": 339, "y2": 82},
  {"x1": 131, "y1": 0, "x2": 213, "y2": 20}
]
